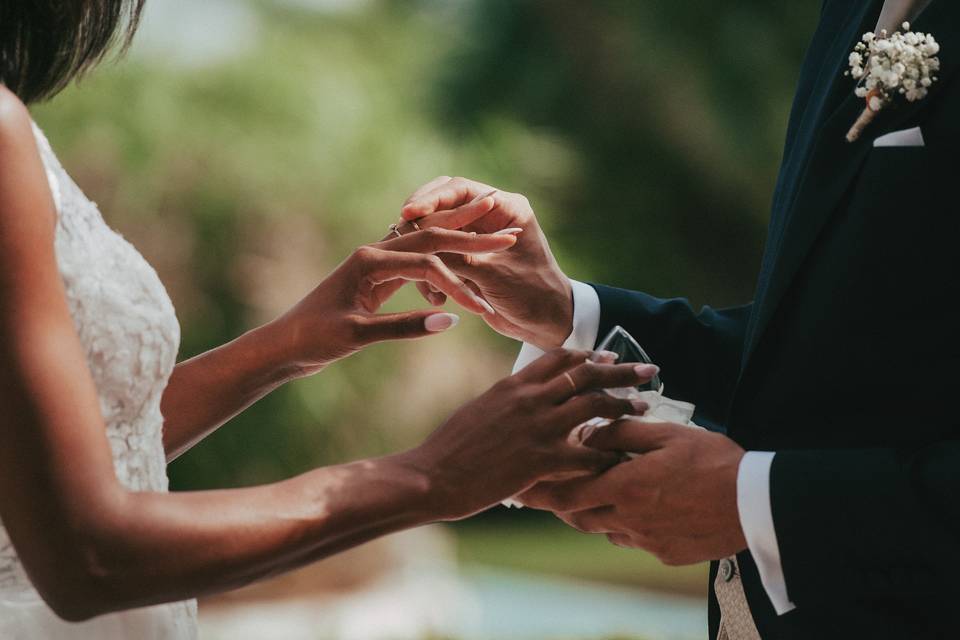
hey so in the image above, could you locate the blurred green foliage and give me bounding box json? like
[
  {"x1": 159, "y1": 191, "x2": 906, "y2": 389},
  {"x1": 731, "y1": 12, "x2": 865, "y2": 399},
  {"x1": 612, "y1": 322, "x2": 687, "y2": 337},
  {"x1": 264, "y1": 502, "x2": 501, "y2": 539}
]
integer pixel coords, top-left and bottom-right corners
[
  {"x1": 34, "y1": 0, "x2": 530, "y2": 489},
  {"x1": 32, "y1": 0, "x2": 818, "y2": 599},
  {"x1": 435, "y1": 0, "x2": 821, "y2": 304}
]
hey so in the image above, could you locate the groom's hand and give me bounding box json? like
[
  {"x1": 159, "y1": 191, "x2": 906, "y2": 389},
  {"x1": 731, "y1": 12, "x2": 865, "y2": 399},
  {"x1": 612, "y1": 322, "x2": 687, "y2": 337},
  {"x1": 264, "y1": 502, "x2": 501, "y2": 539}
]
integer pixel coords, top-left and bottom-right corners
[
  {"x1": 400, "y1": 177, "x2": 573, "y2": 350},
  {"x1": 518, "y1": 419, "x2": 748, "y2": 566}
]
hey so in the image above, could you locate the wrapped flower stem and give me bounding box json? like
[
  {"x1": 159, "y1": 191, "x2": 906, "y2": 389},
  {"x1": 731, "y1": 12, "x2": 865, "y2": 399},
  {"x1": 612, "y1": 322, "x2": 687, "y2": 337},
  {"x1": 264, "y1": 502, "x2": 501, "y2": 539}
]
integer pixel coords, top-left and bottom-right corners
[
  {"x1": 844, "y1": 22, "x2": 940, "y2": 142},
  {"x1": 846, "y1": 91, "x2": 883, "y2": 142}
]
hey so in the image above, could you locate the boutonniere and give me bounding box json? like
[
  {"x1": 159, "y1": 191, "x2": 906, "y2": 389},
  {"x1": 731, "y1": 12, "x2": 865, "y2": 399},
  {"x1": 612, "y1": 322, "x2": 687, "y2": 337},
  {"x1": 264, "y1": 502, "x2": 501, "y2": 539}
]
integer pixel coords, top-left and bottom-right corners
[{"x1": 845, "y1": 22, "x2": 941, "y2": 142}]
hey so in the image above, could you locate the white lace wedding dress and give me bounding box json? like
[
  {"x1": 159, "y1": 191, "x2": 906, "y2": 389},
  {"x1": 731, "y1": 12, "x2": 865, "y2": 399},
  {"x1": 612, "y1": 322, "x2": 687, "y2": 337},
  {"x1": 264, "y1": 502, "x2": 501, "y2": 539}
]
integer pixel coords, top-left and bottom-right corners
[{"x1": 0, "y1": 123, "x2": 198, "y2": 638}]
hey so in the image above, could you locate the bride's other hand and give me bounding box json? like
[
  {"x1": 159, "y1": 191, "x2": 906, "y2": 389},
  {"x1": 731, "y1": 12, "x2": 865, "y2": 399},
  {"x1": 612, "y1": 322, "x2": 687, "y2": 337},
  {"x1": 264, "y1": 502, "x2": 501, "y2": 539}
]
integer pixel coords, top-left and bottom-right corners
[
  {"x1": 269, "y1": 228, "x2": 517, "y2": 376},
  {"x1": 397, "y1": 176, "x2": 573, "y2": 351},
  {"x1": 403, "y1": 349, "x2": 660, "y2": 520}
]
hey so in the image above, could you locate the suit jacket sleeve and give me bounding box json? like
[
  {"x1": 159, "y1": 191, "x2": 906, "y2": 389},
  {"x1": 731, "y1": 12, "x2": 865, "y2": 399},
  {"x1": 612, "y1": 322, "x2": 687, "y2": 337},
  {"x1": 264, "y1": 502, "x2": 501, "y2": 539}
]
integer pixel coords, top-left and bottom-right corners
[
  {"x1": 771, "y1": 443, "x2": 960, "y2": 606},
  {"x1": 591, "y1": 283, "x2": 752, "y2": 429}
]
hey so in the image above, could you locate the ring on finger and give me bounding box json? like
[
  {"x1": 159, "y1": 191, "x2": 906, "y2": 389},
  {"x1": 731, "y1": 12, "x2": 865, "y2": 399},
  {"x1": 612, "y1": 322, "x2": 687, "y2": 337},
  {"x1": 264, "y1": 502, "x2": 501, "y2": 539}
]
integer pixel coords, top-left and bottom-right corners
[{"x1": 387, "y1": 223, "x2": 403, "y2": 238}]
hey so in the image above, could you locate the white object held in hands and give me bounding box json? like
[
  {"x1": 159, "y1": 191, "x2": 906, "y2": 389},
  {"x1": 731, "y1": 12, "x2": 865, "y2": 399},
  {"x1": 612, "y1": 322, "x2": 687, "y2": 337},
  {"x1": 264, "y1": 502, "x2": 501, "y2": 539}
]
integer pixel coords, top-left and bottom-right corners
[{"x1": 502, "y1": 326, "x2": 702, "y2": 508}]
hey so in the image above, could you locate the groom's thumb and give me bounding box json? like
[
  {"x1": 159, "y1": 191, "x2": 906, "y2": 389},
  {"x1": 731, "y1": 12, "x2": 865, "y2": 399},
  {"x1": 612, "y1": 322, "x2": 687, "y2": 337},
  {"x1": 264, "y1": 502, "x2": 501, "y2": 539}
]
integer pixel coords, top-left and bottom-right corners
[{"x1": 356, "y1": 311, "x2": 460, "y2": 344}]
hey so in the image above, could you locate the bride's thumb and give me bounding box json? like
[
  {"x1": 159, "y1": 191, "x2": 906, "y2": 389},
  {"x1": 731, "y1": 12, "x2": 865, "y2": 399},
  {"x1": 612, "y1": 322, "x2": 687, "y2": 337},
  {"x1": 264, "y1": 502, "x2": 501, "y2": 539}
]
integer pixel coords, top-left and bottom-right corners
[{"x1": 355, "y1": 311, "x2": 460, "y2": 344}]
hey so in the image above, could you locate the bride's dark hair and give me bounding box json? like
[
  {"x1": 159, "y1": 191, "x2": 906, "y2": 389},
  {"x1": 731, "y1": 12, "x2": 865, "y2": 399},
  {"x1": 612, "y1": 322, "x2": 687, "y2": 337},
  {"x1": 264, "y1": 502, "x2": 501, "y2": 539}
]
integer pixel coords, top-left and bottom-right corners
[{"x1": 0, "y1": 0, "x2": 145, "y2": 104}]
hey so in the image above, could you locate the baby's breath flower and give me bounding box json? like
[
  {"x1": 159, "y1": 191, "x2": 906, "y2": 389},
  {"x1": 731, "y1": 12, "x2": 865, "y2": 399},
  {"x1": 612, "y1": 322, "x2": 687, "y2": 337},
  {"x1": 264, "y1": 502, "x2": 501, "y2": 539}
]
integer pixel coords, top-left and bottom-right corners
[{"x1": 845, "y1": 23, "x2": 941, "y2": 142}]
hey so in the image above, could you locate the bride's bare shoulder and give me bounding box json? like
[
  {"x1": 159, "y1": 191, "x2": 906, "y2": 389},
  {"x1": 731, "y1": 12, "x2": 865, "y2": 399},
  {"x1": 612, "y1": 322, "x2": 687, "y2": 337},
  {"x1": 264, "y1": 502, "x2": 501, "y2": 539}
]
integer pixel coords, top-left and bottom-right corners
[
  {"x1": 0, "y1": 84, "x2": 56, "y2": 224},
  {"x1": 0, "y1": 85, "x2": 33, "y2": 148},
  {"x1": 0, "y1": 86, "x2": 58, "y2": 262}
]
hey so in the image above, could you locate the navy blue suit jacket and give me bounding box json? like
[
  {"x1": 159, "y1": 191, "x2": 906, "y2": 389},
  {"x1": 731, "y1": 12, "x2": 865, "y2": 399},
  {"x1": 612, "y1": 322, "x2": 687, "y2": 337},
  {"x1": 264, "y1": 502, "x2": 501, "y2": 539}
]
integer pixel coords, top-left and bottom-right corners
[{"x1": 590, "y1": 1, "x2": 960, "y2": 636}]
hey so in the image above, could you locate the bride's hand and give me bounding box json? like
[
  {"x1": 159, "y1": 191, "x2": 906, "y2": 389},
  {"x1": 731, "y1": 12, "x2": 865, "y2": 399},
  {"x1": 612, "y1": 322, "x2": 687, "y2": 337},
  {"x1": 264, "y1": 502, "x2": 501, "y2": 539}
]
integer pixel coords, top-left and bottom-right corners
[
  {"x1": 270, "y1": 228, "x2": 517, "y2": 376},
  {"x1": 404, "y1": 349, "x2": 661, "y2": 521}
]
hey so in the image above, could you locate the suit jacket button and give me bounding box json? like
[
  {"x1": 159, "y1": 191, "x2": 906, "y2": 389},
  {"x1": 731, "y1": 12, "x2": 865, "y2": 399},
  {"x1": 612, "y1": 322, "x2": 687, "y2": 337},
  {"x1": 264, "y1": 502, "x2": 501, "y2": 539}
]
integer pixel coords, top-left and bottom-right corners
[{"x1": 719, "y1": 558, "x2": 735, "y2": 582}]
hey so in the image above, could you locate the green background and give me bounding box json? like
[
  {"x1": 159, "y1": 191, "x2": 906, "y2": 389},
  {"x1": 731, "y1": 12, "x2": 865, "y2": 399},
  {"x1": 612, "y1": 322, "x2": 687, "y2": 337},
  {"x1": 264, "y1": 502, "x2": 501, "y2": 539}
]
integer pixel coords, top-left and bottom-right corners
[{"x1": 33, "y1": 0, "x2": 821, "y2": 612}]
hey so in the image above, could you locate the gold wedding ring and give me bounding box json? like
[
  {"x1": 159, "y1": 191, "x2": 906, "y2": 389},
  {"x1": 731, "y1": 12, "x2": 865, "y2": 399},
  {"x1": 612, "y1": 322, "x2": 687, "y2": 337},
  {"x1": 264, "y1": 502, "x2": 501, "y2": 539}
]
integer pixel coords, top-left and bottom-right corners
[
  {"x1": 388, "y1": 220, "x2": 421, "y2": 238},
  {"x1": 563, "y1": 371, "x2": 577, "y2": 394}
]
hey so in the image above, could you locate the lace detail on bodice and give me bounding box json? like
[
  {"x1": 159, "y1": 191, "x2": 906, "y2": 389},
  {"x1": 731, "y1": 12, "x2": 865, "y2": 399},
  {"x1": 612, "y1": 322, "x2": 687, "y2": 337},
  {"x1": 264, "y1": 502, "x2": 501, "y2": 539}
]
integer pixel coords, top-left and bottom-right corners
[{"x1": 0, "y1": 123, "x2": 189, "y2": 634}]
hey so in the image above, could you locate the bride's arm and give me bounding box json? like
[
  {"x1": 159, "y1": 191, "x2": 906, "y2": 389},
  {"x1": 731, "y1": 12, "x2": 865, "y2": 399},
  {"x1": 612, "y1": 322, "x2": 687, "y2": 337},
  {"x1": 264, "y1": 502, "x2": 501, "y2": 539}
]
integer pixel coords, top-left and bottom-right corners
[
  {"x1": 159, "y1": 321, "x2": 310, "y2": 460},
  {"x1": 0, "y1": 95, "x2": 652, "y2": 621}
]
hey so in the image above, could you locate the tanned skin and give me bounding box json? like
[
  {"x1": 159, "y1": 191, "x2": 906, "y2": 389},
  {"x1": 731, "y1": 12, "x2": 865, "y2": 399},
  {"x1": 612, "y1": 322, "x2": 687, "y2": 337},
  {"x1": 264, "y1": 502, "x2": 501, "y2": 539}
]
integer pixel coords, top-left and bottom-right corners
[
  {"x1": 401, "y1": 175, "x2": 748, "y2": 565},
  {"x1": 0, "y1": 87, "x2": 657, "y2": 622}
]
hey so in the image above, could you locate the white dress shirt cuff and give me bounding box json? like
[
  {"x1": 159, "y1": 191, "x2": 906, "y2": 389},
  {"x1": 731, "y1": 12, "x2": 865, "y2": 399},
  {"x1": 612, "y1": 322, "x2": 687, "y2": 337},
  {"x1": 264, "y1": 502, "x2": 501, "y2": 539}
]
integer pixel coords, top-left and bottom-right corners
[
  {"x1": 513, "y1": 280, "x2": 601, "y2": 373},
  {"x1": 737, "y1": 451, "x2": 796, "y2": 615}
]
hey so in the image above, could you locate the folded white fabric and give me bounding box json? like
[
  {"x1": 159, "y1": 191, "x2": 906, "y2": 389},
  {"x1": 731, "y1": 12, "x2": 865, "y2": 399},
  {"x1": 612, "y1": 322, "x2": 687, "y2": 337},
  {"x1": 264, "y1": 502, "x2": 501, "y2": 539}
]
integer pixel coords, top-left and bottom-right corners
[
  {"x1": 873, "y1": 125, "x2": 925, "y2": 147},
  {"x1": 502, "y1": 389, "x2": 701, "y2": 508},
  {"x1": 627, "y1": 389, "x2": 698, "y2": 426}
]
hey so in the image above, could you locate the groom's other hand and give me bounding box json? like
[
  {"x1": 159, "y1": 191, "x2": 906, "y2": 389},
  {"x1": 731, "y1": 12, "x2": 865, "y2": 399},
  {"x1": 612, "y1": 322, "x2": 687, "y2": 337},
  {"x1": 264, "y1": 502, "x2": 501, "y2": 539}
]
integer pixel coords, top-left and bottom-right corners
[
  {"x1": 400, "y1": 177, "x2": 573, "y2": 350},
  {"x1": 519, "y1": 419, "x2": 748, "y2": 566}
]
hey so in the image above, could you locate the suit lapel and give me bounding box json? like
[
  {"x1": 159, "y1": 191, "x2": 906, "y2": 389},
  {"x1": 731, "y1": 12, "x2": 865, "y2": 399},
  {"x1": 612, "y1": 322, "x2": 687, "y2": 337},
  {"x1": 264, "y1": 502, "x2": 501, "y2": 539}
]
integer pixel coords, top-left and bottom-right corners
[{"x1": 741, "y1": 0, "x2": 959, "y2": 368}]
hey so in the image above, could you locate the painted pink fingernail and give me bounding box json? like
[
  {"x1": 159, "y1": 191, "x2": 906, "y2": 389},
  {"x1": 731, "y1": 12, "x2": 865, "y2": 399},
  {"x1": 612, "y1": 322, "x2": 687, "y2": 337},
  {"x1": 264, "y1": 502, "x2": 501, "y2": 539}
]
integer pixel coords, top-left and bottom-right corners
[
  {"x1": 475, "y1": 297, "x2": 496, "y2": 315},
  {"x1": 634, "y1": 364, "x2": 660, "y2": 377},
  {"x1": 424, "y1": 313, "x2": 460, "y2": 332},
  {"x1": 594, "y1": 350, "x2": 619, "y2": 363},
  {"x1": 631, "y1": 400, "x2": 650, "y2": 414},
  {"x1": 493, "y1": 227, "x2": 524, "y2": 236},
  {"x1": 470, "y1": 189, "x2": 498, "y2": 204}
]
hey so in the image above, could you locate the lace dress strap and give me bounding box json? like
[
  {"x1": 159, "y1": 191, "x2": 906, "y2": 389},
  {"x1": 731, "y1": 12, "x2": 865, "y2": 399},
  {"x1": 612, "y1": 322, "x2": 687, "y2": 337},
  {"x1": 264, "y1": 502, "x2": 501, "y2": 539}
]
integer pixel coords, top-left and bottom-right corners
[{"x1": 29, "y1": 120, "x2": 63, "y2": 216}]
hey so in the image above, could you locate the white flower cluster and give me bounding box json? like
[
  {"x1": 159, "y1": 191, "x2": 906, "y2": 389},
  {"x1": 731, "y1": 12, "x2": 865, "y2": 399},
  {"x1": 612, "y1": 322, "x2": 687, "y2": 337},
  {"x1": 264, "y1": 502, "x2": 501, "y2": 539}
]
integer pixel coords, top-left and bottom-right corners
[{"x1": 847, "y1": 22, "x2": 940, "y2": 110}]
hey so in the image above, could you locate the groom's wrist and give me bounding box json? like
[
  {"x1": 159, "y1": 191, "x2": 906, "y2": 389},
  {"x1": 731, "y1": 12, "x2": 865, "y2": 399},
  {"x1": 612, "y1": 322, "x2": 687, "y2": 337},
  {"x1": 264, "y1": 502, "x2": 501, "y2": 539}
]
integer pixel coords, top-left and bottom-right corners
[{"x1": 530, "y1": 278, "x2": 575, "y2": 350}]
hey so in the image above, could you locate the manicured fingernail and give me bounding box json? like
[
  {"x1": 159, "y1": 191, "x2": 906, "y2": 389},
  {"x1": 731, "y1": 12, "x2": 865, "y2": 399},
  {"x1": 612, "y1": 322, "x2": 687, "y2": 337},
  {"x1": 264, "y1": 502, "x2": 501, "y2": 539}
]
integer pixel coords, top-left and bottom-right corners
[
  {"x1": 493, "y1": 227, "x2": 524, "y2": 236},
  {"x1": 425, "y1": 313, "x2": 460, "y2": 332},
  {"x1": 634, "y1": 364, "x2": 660, "y2": 377},
  {"x1": 475, "y1": 297, "x2": 496, "y2": 315},
  {"x1": 578, "y1": 424, "x2": 598, "y2": 443},
  {"x1": 595, "y1": 350, "x2": 619, "y2": 363},
  {"x1": 471, "y1": 189, "x2": 498, "y2": 203},
  {"x1": 631, "y1": 400, "x2": 650, "y2": 414}
]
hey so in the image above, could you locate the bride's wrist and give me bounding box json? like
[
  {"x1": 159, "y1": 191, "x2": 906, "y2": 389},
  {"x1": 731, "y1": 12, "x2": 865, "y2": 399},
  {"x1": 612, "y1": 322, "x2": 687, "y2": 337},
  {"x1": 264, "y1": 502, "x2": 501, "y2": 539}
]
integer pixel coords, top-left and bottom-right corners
[
  {"x1": 381, "y1": 448, "x2": 457, "y2": 523},
  {"x1": 245, "y1": 318, "x2": 317, "y2": 383},
  {"x1": 390, "y1": 446, "x2": 468, "y2": 523}
]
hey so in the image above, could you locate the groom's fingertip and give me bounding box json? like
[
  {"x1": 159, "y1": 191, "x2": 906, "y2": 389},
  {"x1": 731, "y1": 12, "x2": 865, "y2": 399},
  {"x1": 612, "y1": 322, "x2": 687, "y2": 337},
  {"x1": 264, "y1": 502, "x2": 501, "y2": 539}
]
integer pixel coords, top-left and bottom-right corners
[
  {"x1": 401, "y1": 205, "x2": 425, "y2": 220},
  {"x1": 463, "y1": 194, "x2": 496, "y2": 210},
  {"x1": 630, "y1": 400, "x2": 650, "y2": 414},
  {"x1": 485, "y1": 234, "x2": 518, "y2": 250}
]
